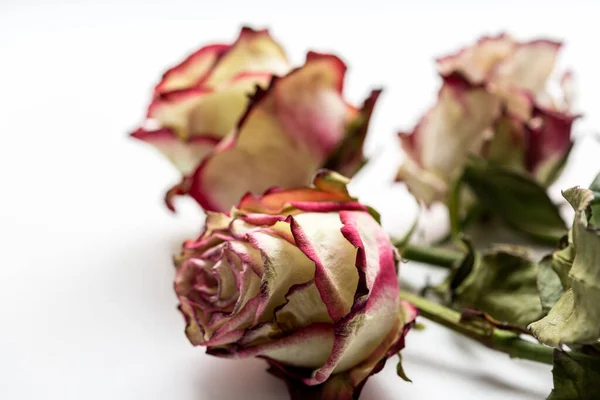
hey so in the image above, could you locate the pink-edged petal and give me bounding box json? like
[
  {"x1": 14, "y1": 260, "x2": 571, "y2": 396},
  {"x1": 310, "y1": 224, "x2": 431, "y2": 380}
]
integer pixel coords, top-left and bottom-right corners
[
  {"x1": 235, "y1": 170, "x2": 355, "y2": 215},
  {"x1": 322, "y1": 89, "x2": 382, "y2": 178},
  {"x1": 396, "y1": 79, "x2": 501, "y2": 204},
  {"x1": 290, "y1": 212, "x2": 360, "y2": 322},
  {"x1": 491, "y1": 39, "x2": 562, "y2": 95},
  {"x1": 436, "y1": 33, "x2": 516, "y2": 84},
  {"x1": 245, "y1": 229, "x2": 317, "y2": 324},
  {"x1": 187, "y1": 55, "x2": 357, "y2": 212},
  {"x1": 130, "y1": 127, "x2": 218, "y2": 174},
  {"x1": 395, "y1": 155, "x2": 448, "y2": 206},
  {"x1": 273, "y1": 52, "x2": 350, "y2": 159},
  {"x1": 207, "y1": 323, "x2": 335, "y2": 370},
  {"x1": 204, "y1": 27, "x2": 289, "y2": 88},
  {"x1": 274, "y1": 281, "x2": 333, "y2": 332},
  {"x1": 148, "y1": 72, "x2": 273, "y2": 140},
  {"x1": 188, "y1": 88, "x2": 322, "y2": 211},
  {"x1": 154, "y1": 44, "x2": 229, "y2": 94},
  {"x1": 300, "y1": 210, "x2": 400, "y2": 384},
  {"x1": 526, "y1": 106, "x2": 578, "y2": 184},
  {"x1": 263, "y1": 301, "x2": 417, "y2": 400}
]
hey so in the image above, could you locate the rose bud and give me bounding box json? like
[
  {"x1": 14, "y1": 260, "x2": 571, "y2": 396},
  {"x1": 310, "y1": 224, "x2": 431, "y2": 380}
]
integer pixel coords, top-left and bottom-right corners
[
  {"x1": 131, "y1": 27, "x2": 290, "y2": 176},
  {"x1": 397, "y1": 34, "x2": 578, "y2": 205},
  {"x1": 174, "y1": 171, "x2": 416, "y2": 399},
  {"x1": 130, "y1": 27, "x2": 381, "y2": 213}
]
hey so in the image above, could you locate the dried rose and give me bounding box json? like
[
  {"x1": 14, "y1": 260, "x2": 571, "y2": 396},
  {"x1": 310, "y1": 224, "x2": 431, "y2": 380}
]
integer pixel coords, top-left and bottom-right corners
[
  {"x1": 131, "y1": 27, "x2": 290, "y2": 176},
  {"x1": 131, "y1": 27, "x2": 380, "y2": 212},
  {"x1": 174, "y1": 171, "x2": 416, "y2": 399},
  {"x1": 397, "y1": 34, "x2": 578, "y2": 205}
]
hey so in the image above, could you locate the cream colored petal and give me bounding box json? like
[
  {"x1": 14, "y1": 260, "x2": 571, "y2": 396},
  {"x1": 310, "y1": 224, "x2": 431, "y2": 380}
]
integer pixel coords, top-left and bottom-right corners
[{"x1": 205, "y1": 28, "x2": 289, "y2": 88}]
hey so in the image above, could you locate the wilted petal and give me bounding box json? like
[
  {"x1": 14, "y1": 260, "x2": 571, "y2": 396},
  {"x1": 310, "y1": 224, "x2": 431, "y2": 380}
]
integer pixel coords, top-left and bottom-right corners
[
  {"x1": 491, "y1": 39, "x2": 562, "y2": 95},
  {"x1": 154, "y1": 44, "x2": 229, "y2": 94},
  {"x1": 130, "y1": 128, "x2": 218, "y2": 174},
  {"x1": 526, "y1": 106, "x2": 577, "y2": 185},
  {"x1": 397, "y1": 80, "x2": 501, "y2": 204},
  {"x1": 274, "y1": 52, "x2": 351, "y2": 159},
  {"x1": 436, "y1": 33, "x2": 516, "y2": 84},
  {"x1": 189, "y1": 54, "x2": 359, "y2": 211},
  {"x1": 148, "y1": 72, "x2": 273, "y2": 140},
  {"x1": 204, "y1": 27, "x2": 289, "y2": 88},
  {"x1": 323, "y1": 90, "x2": 382, "y2": 177},
  {"x1": 246, "y1": 229, "x2": 317, "y2": 323},
  {"x1": 290, "y1": 212, "x2": 360, "y2": 321}
]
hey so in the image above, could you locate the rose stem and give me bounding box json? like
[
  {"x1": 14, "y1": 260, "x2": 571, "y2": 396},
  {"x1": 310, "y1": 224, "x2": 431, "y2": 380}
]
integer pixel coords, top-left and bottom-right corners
[
  {"x1": 400, "y1": 291, "x2": 553, "y2": 365},
  {"x1": 397, "y1": 243, "x2": 464, "y2": 269}
]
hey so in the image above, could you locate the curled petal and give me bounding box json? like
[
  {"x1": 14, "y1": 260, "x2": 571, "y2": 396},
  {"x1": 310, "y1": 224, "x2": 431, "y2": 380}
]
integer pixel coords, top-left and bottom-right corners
[
  {"x1": 526, "y1": 106, "x2": 578, "y2": 185},
  {"x1": 154, "y1": 44, "x2": 229, "y2": 94},
  {"x1": 273, "y1": 52, "x2": 350, "y2": 159},
  {"x1": 491, "y1": 39, "x2": 562, "y2": 95},
  {"x1": 262, "y1": 301, "x2": 417, "y2": 400},
  {"x1": 130, "y1": 128, "x2": 218, "y2": 175},
  {"x1": 436, "y1": 33, "x2": 515, "y2": 84},
  {"x1": 235, "y1": 171, "x2": 359, "y2": 216},
  {"x1": 188, "y1": 54, "x2": 357, "y2": 212},
  {"x1": 397, "y1": 80, "x2": 501, "y2": 204},
  {"x1": 203, "y1": 26, "x2": 289, "y2": 88},
  {"x1": 323, "y1": 90, "x2": 382, "y2": 177},
  {"x1": 290, "y1": 213, "x2": 360, "y2": 322},
  {"x1": 148, "y1": 72, "x2": 273, "y2": 140}
]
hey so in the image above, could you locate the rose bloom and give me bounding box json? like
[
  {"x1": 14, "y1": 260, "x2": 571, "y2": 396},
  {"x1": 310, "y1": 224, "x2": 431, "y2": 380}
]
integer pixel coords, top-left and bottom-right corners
[
  {"x1": 397, "y1": 34, "x2": 578, "y2": 205},
  {"x1": 174, "y1": 171, "x2": 416, "y2": 398},
  {"x1": 131, "y1": 27, "x2": 380, "y2": 212}
]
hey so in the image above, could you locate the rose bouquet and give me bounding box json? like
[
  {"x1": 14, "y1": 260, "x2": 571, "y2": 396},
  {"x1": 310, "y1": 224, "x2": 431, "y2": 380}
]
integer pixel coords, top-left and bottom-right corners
[{"x1": 131, "y1": 27, "x2": 600, "y2": 399}]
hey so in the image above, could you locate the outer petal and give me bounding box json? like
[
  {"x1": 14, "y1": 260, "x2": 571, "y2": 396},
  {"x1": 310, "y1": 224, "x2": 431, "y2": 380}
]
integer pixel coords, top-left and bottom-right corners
[
  {"x1": 322, "y1": 90, "x2": 382, "y2": 178},
  {"x1": 203, "y1": 27, "x2": 289, "y2": 88},
  {"x1": 147, "y1": 72, "x2": 273, "y2": 140},
  {"x1": 245, "y1": 229, "x2": 317, "y2": 324},
  {"x1": 395, "y1": 154, "x2": 448, "y2": 205},
  {"x1": 235, "y1": 171, "x2": 357, "y2": 215},
  {"x1": 189, "y1": 54, "x2": 357, "y2": 212},
  {"x1": 273, "y1": 52, "x2": 350, "y2": 159},
  {"x1": 130, "y1": 127, "x2": 218, "y2": 174},
  {"x1": 264, "y1": 301, "x2": 417, "y2": 400},
  {"x1": 436, "y1": 33, "x2": 516, "y2": 84},
  {"x1": 396, "y1": 78, "x2": 501, "y2": 204},
  {"x1": 525, "y1": 106, "x2": 577, "y2": 185},
  {"x1": 154, "y1": 44, "x2": 229, "y2": 94},
  {"x1": 491, "y1": 39, "x2": 562, "y2": 95},
  {"x1": 290, "y1": 212, "x2": 360, "y2": 322}
]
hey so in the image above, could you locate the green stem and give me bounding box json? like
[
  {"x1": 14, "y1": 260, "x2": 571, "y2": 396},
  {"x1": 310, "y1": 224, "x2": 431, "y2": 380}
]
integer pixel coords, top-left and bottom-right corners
[
  {"x1": 398, "y1": 244, "x2": 464, "y2": 269},
  {"x1": 401, "y1": 291, "x2": 553, "y2": 365}
]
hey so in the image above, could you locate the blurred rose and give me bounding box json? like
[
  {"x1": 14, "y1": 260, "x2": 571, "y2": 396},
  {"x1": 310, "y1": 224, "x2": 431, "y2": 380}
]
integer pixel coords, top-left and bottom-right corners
[
  {"x1": 174, "y1": 171, "x2": 416, "y2": 398},
  {"x1": 131, "y1": 27, "x2": 380, "y2": 212},
  {"x1": 397, "y1": 34, "x2": 578, "y2": 205},
  {"x1": 131, "y1": 27, "x2": 290, "y2": 175}
]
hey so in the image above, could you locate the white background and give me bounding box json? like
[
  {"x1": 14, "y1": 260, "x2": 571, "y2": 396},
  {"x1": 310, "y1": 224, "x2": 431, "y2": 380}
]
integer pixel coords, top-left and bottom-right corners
[{"x1": 2, "y1": 1, "x2": 600, "y2": 399}]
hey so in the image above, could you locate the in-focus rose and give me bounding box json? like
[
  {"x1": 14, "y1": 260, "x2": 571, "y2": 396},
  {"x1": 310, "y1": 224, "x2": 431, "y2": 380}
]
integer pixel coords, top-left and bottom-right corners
[
  {"x1": 174, "y1": 171, "x2": 416, "y2": 399},
  {"x1": 397, "y1": 34, "x2": 578, "y2": 205},
  {"x1": 131, "y1": 27, "x2": 380, "y2": 213}
]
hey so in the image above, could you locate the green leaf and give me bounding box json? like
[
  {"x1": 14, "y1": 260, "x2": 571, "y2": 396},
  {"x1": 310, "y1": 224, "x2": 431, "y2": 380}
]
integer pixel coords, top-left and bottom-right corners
[
  {"x1": 548, "y1": 350, "x2": 600, "y2": 400},
  {"x1": 537, "y1": 255, "x2": 566, "y2": 314},
  {"x1": 529, "y1": 187, "x2": 600, "y2": 347},
  {"x1": 396, "y1": 353, "x2": 412, "y2": 383},
  {"x1": 366, "y1": 205, "x2": 382, "y2": 225},
  {"x1": 461, "y1": 158, "x2": 566, "y2": 244},
  {"x1": 589, "y1": 171, "x2": 600, "y2": 227},
  {"x1": 445, "y1": 244, "x2": 543, "y2": 327}
]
